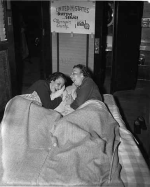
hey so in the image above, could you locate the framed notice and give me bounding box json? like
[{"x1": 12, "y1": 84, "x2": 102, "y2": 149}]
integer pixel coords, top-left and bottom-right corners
[{"x1": 51, "y1": 1, "x2": 95, "y2": 34}]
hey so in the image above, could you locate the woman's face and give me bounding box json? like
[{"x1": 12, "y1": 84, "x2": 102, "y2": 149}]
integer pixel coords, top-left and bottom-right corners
[
  {"x1": 50, "y1": 77, "x2": 65, "y2": 93},
  {"x1": 70, "y1": 67, "x2": 84, "y2": 87}
]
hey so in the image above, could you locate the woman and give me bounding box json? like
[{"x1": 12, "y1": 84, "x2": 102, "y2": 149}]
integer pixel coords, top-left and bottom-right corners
[
  {"x1": 24, "y1": 72, "x2": 66, "y2": 109},
  {"x1": 66, "y1": 64, "x2": 102, "y2": 110}
]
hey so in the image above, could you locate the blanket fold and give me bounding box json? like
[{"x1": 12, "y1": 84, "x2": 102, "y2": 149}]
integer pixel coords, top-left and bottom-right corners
[{"x1": 1, "y1": 96, "x2": 124, "y2": 186}]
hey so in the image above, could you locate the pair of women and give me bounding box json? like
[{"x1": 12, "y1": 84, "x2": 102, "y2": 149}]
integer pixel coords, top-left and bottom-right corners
[{"x1": 25, "y1": 64, "x2": 102, "y2": 111}]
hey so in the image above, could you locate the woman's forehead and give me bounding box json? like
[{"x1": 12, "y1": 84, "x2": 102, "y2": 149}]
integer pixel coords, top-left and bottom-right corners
[
  {"x1": 56, "y1": 77, "x2": 64, "y2": 84},
  {"x1": 73, "y1": 67, "x2": 81, "y2": 73}
]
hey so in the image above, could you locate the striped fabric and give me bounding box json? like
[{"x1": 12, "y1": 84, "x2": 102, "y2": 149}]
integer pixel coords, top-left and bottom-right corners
[
  {"x1": 20, "y1": 91, "x2": 42, "y2": 106},
  {"x1": 103, "y1": 94, "x2": 150, "y2": 187}
]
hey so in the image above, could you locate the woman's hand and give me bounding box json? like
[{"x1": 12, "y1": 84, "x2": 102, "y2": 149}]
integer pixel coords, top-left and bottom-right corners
[
  {"x1": 65, "y1": 94, "x2": 74, "y2": 105},
  {"x1": 50, "y1": 85, "x2": 65, "y2": 100}
]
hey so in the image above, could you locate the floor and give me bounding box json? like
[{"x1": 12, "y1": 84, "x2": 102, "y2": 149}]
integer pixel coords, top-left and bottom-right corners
[
  {"x1": 114, "y1": 80, "x2": 150, "y2": 167},
  {"x1": 103, "y1": 69, "x2": 150, "y2": 168}
]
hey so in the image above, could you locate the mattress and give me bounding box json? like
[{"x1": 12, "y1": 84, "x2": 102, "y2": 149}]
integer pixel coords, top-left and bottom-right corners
[{"x1": 103, "y1": 94, "x2": 150, "y2": 187}]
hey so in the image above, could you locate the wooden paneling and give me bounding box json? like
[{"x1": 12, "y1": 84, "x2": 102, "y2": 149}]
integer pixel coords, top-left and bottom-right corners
[
  {"x1": 0, "y1": 0, "x2": 7, "y2": 41},
  {"x1": 0, "y1": 50, "x2": 11, "y2": 111}
]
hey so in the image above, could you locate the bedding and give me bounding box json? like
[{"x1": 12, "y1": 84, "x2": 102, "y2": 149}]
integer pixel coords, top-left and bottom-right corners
[
  {"x1": 54, "y1": 84, "x2": 77, "y2": 116},
  {"x1": 0, "y1": 94, "x2": 149, "y2": 187},
  {"x1": 20, "y1": 85, "x2": 76, "y2": 116}
]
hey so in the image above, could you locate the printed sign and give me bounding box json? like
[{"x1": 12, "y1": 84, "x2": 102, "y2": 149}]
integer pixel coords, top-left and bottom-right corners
[{"x1": 51, "y1": 1, "x2": 95, "y2": 34}]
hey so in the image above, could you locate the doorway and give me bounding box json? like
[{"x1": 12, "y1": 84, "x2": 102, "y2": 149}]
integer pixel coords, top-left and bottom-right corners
[
  {"x1": 11, "y1": 1, "x2": 42, "y2": 94},
  {"x1": 101, "y1": 2, "x2": 143, "y2": 94},
  {"x1": 103, "y1": 1, "x2": 114, "y2": 94}
]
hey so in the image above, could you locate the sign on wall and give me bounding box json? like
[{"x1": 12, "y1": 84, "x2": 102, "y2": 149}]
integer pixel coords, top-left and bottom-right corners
[{"x1": 51, "y1": 1, "x2": 95, "y2": 34}]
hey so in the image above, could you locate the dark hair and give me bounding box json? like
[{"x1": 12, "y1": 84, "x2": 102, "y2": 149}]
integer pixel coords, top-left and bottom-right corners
[
  {"x1": 47, "y1": 72, "x2": 67, "y2": 83},
  {"x1": 73, "y1": 64, "x2": 91, "y2": 77}
]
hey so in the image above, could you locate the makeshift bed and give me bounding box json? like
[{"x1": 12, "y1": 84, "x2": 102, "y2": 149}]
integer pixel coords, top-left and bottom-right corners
[{"x1": 0, "y1": 94, "x2": 150, "y2": 187}]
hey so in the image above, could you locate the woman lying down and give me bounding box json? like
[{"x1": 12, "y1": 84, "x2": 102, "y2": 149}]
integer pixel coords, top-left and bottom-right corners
[
  {"x1": 52, "y1": 64, "x2": 102, "y2": 115},
  {"x1": 21, "y1": 64, "x2": 102, "y2": 116}
]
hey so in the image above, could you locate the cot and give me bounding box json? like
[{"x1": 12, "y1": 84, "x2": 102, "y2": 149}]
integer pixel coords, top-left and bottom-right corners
[{"x1": 0, "y1": 94, "x2": 150, "y2": 186}]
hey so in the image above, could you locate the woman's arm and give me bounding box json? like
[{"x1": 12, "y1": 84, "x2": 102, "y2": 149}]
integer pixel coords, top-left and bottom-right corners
[
  {"x1": 50, "y1": 85, "x2": 65, "y2": 100},
  {"x1": 70, "y1": 78, "x2": 93, "y2": 110}
]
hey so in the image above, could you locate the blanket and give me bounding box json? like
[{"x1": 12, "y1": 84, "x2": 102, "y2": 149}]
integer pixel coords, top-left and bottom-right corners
[{"x1": 0, "y1": 96, "x2": 125, "y2": 186}]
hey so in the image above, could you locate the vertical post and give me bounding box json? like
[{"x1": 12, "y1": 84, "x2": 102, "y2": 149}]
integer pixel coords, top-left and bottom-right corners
[
  {"x1": 86, "y1": 34, "x2": 89, "y2": 68},
  {"x1": 40, "y1": 1, "x2": 45, "y2": 78},
  {"x1": 57, "y1": 33, "x2": 59, "y2": 72},
  {"x1": 94, "y1": 1, "x2": 106, "y2": 89}
]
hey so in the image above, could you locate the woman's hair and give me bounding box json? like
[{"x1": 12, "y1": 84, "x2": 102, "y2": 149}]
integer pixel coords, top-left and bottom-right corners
[
  {"x1": 73, "y1": 64, "x2": 91, "y2": 77},
  {"x1": 47, "y1": 72, "x2": 67, "y2": 83}
]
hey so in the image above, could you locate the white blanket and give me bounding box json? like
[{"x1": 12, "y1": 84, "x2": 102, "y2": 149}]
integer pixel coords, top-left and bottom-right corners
[{"x1": 0, "y1": 96, "x2": 124, "y2": 186}]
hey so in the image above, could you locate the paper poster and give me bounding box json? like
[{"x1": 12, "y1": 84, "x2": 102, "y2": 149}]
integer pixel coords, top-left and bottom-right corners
[{"x1": 51, "y1": 1, "x2": 95, "y2": 34}]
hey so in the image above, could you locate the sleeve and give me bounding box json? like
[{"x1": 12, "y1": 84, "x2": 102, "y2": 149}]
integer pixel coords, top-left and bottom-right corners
[
  {"x1": 47, "y1": 97, "x2": 62, "y2": 109},
  {"x1": 70, "y1": 79, "x2": 93, "y2": 110},
  {"x1": 40, "y1": 89, "x2": 62, "y2": 109},
  {"x1": 26, "y1": 80, "x2": 62, "y2": 109},
  {"x1": 37, "y1": 84, "x2": 62, "y2": 109}
]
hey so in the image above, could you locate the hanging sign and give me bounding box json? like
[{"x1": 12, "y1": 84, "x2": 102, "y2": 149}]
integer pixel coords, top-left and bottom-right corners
[{"x1": 51, "y1": 1, "x2": 95, "y2": 34}]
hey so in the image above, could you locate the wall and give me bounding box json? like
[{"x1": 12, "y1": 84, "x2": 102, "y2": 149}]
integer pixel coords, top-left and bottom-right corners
[
  {"x1": 52, "y1": 33, "x2": 94, "y2": 77},
  {"x1": 0, "y1": 0, "x2": 15, "y2": 115}
]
